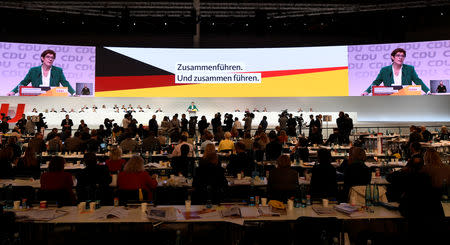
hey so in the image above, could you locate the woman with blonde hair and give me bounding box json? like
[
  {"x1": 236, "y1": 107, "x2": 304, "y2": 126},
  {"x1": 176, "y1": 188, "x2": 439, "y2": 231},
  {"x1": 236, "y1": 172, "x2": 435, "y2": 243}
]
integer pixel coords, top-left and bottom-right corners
[
  {"x1": 193, "y1": 143, "x2": 227, "y2": 204},
  {"x1": 217, "y1": 132, "x2": 235, "y2": 152},
  {"x1": 106, "y1": 147, "x2": 126, "y2": 173},
  {"x1": 423, "y1": 148, "x2": 450, "y2": 189},
  {"x1": 117, "y1": 155, "x2": 158, "y2": 201}
]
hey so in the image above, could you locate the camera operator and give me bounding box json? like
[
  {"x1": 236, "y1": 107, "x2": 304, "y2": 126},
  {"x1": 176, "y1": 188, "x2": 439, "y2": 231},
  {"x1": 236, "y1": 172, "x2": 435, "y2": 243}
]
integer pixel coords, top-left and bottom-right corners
[
  {"x1": 1, "y1": 114, "x2": 10, "y2": 133},
  {"x1": 36, "y1": 113, "x2": 48, "y2": 134}
]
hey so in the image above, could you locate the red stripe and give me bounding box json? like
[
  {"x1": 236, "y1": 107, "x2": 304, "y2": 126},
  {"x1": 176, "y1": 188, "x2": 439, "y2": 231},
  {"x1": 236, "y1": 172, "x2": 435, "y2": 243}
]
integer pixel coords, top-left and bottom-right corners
[
  {"x1": 95, "y1": 75, "x2": 187, "y2": 92},
  {"x1": 95, "y1": 66, "x2": 348, "y2": 92}
]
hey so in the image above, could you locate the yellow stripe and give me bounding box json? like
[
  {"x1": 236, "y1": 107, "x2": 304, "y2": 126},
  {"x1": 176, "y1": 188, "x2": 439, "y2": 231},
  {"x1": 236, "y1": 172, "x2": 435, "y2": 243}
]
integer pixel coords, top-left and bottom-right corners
[{"x1": 95, "y1": 69, "x2": 348, "y2": 97}]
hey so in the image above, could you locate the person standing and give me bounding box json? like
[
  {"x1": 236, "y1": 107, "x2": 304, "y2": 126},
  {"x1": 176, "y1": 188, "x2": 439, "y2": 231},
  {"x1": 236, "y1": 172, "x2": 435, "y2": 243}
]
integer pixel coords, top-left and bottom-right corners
[
  {"x1": 148, "y1": 115, "x2": 159, "y2": 136},
  {"x1": 259, "y1": 116, "x2": 268, "y2": 132},
  {"x1": 61, "y1": 114, "x2": 73, "y2": 132}
]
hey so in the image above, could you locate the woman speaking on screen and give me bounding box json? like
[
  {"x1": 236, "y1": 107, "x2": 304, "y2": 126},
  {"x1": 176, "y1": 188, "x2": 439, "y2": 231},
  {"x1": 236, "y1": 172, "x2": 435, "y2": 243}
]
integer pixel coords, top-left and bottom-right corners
[
  {"x1": 8, "y1": 49, "x2": 75, "y2": 96},
  {"x1": 362, "y1": 48, "x2": 430, "y2": 96}
]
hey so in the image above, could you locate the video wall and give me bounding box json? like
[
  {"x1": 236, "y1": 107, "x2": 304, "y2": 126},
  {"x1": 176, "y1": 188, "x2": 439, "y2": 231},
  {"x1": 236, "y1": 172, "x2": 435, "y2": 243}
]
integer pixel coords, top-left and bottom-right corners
[
  {"x1": 1, "y1": 40, "x2": 449, "y2": 97},
  {"x1": 0, "y1": 42, "x2": 95, "y2": 96}
]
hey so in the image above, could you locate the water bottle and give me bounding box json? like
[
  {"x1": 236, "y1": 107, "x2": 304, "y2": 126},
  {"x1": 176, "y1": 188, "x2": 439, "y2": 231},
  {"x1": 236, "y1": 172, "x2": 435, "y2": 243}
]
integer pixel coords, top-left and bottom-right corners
[
  {"x1": 249, "y1": 196, "x2": 255, "y2": 206},
  {"x1": 442, "y1": 179, "x2": 449, "y2": 203},
  {"x1": 206, "y1": 185, "x2": 213, "y2": 209},
  {"x1": 365, "y1": 185, "x2": 372, "y2": 207},
  {"x1": 175, "y1": 230, "x2": 182, "y2": 245},
  {"x1": 372, "y1": 185, "x2": 379, "y2": 205}
]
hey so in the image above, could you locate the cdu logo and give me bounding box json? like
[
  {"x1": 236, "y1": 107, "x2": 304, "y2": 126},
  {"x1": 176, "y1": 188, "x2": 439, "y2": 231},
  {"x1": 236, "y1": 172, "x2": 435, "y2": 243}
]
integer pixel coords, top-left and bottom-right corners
[{"x1": 0, "y1": 104, "x2": 25, "y2": 123}]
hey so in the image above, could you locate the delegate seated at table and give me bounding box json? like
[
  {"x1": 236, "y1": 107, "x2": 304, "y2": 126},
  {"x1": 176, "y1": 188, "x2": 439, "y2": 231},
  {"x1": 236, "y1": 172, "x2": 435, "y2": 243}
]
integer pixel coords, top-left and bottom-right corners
[
  {"x1": 40, "y1": 157, "x2": 76, "y2": 204},
  {"x1": 117, "y1": 156, "x2": 158, "y2": 201},
  {"x1": 76, "y1": 153, "x2": 112, "y2": 202},
  {"x1": 343, "y1": 147, "x2": 371, "y2": 200},
  {"x1": 265, "y1": 131, "x2": 282, "y2": 161},
  {"x1": 227, "y1": 142, "x2": 256, "y2": 177},
  {"x1": 192, "y1": 144, "x2": 228, "y2": 204},
  {"x1": 106, "y1": 147, "x2": 127, "y2": 173},
  {"x1": 267, "y1": 155, "x2": 299, "y2": 201},
  {"x1": 310, "y1": 149, "x2": 338, "y2": 200},
  {"x1": 14, "y1": 147, "x2": 41, "y2": 179}
]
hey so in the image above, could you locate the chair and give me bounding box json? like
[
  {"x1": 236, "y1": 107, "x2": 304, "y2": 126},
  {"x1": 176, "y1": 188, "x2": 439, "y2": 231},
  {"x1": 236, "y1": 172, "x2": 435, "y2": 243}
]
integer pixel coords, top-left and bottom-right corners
[
  {"x1": 37, "y1": 189, "x2": 74, "y2": 206},
  {"x1": 117, "y1": 189, "x2": 149, "y2": 205},
  {"x1": 12, "y1": 186, "x2": 36, "y2": 203},
  {"x1": 294, "y1": 217, "x2": 340, "y2": 245}
]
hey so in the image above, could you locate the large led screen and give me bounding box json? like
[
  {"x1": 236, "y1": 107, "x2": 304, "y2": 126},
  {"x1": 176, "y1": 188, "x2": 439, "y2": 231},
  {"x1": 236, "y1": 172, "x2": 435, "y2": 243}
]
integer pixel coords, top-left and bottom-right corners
[
  {"x1": 348, "y1": 40, "x2": 450, "y2": 96},
  {"x1": 0, "y1": 42, "x2": 95, "y2": 96},
  {"x1": 1, "y1": 40, "x2": 449, "y2": 97}
]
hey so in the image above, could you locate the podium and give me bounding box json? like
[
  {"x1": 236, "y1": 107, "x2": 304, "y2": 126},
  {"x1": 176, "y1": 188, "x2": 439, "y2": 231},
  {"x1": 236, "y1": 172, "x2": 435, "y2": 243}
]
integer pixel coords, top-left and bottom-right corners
[
  {"x1": 19, "y1": 86, "x2": 69, "y2": 96},
  {"x1": 372, "y1": 85, "x2": 422, "y2": 96},
  {"x1": 188, "y1": 109, "x2": 197, "y2": 117}
]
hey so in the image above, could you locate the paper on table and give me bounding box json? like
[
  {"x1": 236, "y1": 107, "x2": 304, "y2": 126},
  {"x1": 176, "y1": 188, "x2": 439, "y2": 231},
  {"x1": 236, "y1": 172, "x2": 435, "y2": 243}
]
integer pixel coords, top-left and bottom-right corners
[
  {"x1": 89, "y1": 207, "x2": 129, "y2": 220},
  {"x1": 239, "y1": 207, "x2": 260, "y2": 218},
  {"x1": 14, "y1": 209, "x2": 68, "y2": 221}
]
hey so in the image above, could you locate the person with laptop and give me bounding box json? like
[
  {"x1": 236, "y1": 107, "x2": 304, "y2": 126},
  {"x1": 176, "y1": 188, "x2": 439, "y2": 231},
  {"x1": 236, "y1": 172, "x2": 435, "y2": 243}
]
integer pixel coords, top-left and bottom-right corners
[
  {"x1": 361, "y1": 48, "x2": 430, "y2": 96},
  {"x1": 7, "y1": 49, "x2": 75, "y2": 96}
]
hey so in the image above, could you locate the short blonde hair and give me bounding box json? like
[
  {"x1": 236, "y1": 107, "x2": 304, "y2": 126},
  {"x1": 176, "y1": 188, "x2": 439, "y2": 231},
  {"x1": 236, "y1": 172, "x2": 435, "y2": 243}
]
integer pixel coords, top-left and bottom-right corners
[
  {"x1": 224, "y1": 132, "x2": 232, "y2": 139},
  {"x1": 123, "y1": 155, "x2": 145, "y2": 173},
  {"x1": 110, "y1": 147, "x2": 122, "y2": 161}
]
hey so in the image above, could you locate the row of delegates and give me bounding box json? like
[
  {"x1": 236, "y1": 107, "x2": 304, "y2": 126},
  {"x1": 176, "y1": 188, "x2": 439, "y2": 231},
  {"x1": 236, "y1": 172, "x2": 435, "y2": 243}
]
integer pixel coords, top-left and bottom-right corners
[{"x1": 39, "y1": 154, "x2": 158, "y2": 204}]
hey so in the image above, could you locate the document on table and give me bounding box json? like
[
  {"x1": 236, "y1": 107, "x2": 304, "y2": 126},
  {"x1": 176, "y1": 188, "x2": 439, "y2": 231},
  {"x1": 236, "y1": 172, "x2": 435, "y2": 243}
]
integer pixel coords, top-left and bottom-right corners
[
  {"x1": 90, "y1": 207, "x2": 129, "y2": 220},
  {"x1": 14, "y1": 209, "x2": 68, "y2": 221}
]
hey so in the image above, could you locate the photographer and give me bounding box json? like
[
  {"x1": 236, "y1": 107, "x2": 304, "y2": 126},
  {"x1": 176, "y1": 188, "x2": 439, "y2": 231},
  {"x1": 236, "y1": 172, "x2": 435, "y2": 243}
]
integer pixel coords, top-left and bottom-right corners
[
  {"x1": 36, "y1": 113, "x2": 48, "y2": 134},
  {"x1": 1, "y1": 114, "x2": 10, "y2": 133},
  {"x1": 296, "y1": 114, "x2": 304, "y2": 135}
]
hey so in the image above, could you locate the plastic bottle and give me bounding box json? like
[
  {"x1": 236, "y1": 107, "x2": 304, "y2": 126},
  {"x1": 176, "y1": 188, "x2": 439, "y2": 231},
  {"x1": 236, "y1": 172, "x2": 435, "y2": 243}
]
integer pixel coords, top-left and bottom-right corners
[
  {"x1": 175, "y1": 230, "x2": 182, "y2": 245},
  {"x1": 206, "y1": 185, "x2": 213, "y2": 209},
  {"x1": 442, "y1": 179, "x2": 449, "y2": 203},
  {"x1": 372, "y1": 185, "x2": 379, "y2": 205}
]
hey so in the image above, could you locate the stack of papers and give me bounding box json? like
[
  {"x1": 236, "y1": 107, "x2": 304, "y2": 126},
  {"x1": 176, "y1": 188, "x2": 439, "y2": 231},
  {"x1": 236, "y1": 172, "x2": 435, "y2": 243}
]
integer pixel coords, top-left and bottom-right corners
[
  {"x1": 334, "y1": 203, "x2": 365, "y2": 217},
  {"x1": 90, "y1": 207, "x2": 128, "y2": 220},
  {"x1": 220, "y1": 206, "x2": 280, "y2": 218}
]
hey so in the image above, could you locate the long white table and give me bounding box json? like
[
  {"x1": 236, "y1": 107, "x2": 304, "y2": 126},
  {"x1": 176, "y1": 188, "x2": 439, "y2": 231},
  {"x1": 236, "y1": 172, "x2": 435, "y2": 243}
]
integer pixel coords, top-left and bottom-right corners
[{"x1": 12, "y1": 202, "x2": 450, "y2": 224}]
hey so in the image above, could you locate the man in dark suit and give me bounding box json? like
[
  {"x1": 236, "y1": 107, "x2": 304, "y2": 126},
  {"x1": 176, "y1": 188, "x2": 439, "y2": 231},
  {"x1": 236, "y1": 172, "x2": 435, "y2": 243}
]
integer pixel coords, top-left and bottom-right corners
[
  {"x1": 61, "y1": 114, "x2": 73, "y2": 132},
  {"x1": 148, "y1": 115, "x2": 158, "y2": 136}
]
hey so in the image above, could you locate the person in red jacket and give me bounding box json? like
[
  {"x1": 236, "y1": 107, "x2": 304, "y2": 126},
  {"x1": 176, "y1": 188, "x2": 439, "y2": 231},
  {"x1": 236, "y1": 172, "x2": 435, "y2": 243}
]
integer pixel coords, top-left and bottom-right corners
[
  {"x1": 118, "y1": 155, "x2": 158, "y2": 201},
  {"x1": 106, "y1": 147, "x2": 127, "y2": 173},
  {"x1": 40, "y1": 156, "x2": 75, "y2": 203}
]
